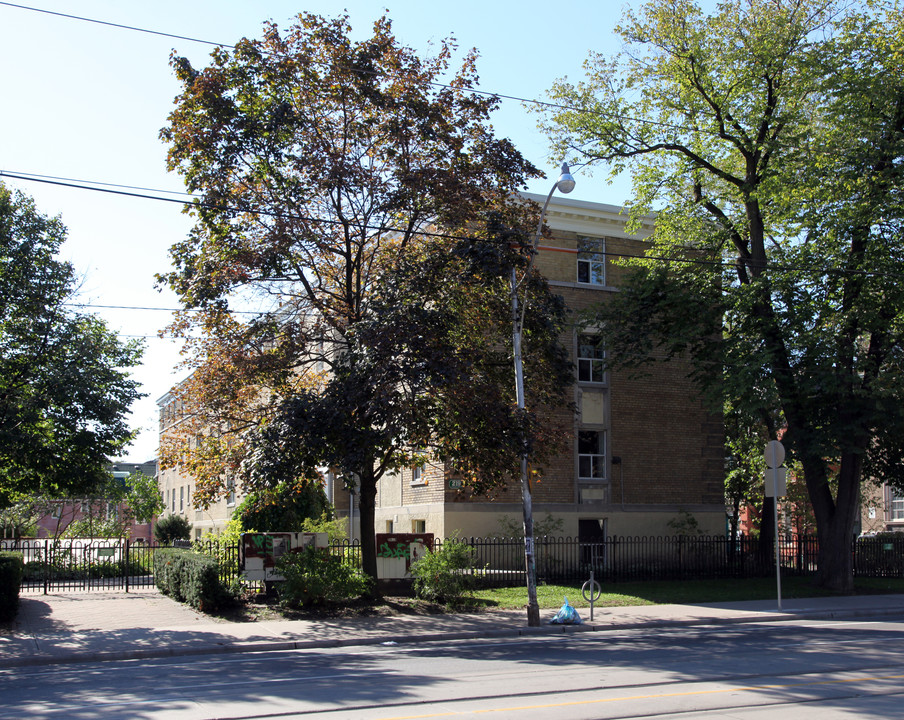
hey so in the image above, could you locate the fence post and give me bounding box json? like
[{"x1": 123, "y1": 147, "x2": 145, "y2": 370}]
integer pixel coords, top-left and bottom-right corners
[
  {"x1": 43, "y1": 539, "x2": 48, "y2": 595},
  {"x1": 124, "y1": 539, "x2": 130, "y2": 593}
]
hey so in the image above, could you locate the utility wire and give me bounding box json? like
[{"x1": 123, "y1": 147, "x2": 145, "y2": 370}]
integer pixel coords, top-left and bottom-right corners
[
  {"x1": 6, "y1": 169, "x2": 902, "y2": 281},
  {"x1": 67, "y1": 302, "x2": 262, "y2": 316},
  {"x1": 0, "y1": 1, "x2": 225, "y2": 46},
  {"x1": 0, "y1": 1, "x2": 788, "y2": 139}
]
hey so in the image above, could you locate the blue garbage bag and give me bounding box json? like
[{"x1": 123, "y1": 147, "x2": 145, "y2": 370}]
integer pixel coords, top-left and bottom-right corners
[{"x1": 549, "y1": 596, "x2": 582, "y2": 625}]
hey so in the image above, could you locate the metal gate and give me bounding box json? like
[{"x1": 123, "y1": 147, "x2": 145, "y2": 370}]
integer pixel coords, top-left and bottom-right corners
[{"x1": 3, "y1": 539, "x2": 158, "y2": 593}]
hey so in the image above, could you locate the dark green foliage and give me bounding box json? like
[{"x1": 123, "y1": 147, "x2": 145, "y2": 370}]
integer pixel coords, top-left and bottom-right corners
[
  {"x1": 153, "y1": 548, "x2": 186, "y2": 600},
  {"x1": 154, "y1": 548, "x2": 230, "y2": 613},
  {"x1": 235, "y1": 480, "x2": 331, "y2": 533},
  {"x1": 543, "y1": 0, "x2": 904, "y2": 591},
  {"x1": 0, "y1": 552, "x2": 24, "y2": 622},
  {"x1": 157, "y1": 12, "x2": 568, "y2": 586},
  {"x1": 154, "y1": 514, "x2": 193, "y2": 544},
  {"x1": 0, "y1": 184, "x2": 143, "y2": 507},
  {"x1": 410, "y1": 537, "x2": 479, "y2": 606},
  {"x1": 275, "y1": 547, "x2": 371, "y2": 608}
]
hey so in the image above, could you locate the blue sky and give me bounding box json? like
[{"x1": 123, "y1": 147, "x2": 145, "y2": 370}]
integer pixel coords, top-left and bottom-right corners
[{"x1": 0, "y1": 1, "x2": 639, "y2": 461}]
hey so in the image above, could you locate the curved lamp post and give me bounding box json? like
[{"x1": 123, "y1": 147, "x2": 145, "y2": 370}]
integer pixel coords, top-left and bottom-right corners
[{"x1": 512, "y1": 162, "x2": 575, "y2": 627}]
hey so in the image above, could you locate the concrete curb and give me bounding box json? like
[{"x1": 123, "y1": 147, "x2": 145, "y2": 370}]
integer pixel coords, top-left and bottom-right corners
[{"x1": 5, "y1": 603, "x2": 902, "y2": 669}]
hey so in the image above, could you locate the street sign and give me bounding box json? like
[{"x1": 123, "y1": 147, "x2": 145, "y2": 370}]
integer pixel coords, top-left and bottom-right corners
[
  {"x1": 765, "y1": 440, "x2": 785, "y2": 469},
  {"x1": 765, "y1": 467, "x2": 787, "y2": 498},
  {"x1": 448, "y1": 478, "x2": 463, "y2": 489}
]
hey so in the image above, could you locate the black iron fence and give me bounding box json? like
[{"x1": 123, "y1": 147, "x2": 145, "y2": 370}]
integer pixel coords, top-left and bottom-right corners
[
  {"x1": 4, "y1": 538, "x2": 240, "y2": 594},
  {"x1": 4, "y1": 539, "x2": 159, "y2": 593},
  {"x1": 449, "y1": 534, "x2": 822, "y2": 587},
  {"x1": 5, "y1": 533, "x2": 903, "y2": 594}
]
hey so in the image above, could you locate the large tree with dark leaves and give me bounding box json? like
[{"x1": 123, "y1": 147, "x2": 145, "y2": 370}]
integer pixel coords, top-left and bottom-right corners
[
  {"x1": 542, "y1": 0, "x2": 904, "y2": 591},
  {"x1": 158, "y1": 13, "x2": 571, "y2": 584},
  {"x1": 0, "y1": 184, "x2": 143, "y2": 507}
]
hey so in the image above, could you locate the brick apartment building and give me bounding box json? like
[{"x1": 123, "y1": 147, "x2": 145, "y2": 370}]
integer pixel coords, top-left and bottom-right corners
[
  {"x1": 371, "y1": 194, "x2": 725, "y2": 542},
  {"x1": 158, "y1": 194, "x2": 726, "y2": 542}
]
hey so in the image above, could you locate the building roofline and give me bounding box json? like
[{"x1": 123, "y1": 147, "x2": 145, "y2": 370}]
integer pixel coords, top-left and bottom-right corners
[{"x1": 520, "y1": 192, "x2": 655, "y2": 238}]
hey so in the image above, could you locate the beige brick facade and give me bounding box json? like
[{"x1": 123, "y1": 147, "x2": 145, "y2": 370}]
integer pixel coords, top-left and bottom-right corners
[
  {"x1": 160, "y1": 194, "x2": 726, "y2": 542},
  {"x1": 373, "y1": 194, "x2": 725, "y2": 540}
]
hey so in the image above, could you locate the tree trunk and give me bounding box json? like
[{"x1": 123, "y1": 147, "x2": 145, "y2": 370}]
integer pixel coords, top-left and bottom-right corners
[
  {"x1": 357, "y1": 467, "x2": 380, "y2": 598},
  {"x1": 804, "y1": 451, "x2": 861, "y2": 592}
]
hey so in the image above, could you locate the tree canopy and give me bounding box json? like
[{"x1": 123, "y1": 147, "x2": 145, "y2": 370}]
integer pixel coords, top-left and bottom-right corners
[
  {"x1": 0, "y1": 184, "x2": 143, "y2": 507},
  {"x1": 541, "y1": 0, "x2": 904, "y2": 590},
  {"x1": 159, "y1": 13, "x2": 572, "y2": 583}
]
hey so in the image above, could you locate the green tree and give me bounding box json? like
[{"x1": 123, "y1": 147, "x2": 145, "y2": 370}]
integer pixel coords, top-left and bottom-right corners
[
  {"x1": 158, "y1": 13, "x2": 571, "y2": 585},
  {"x1": 541, "y1": 0, "x2": 904, "y2": 591},
  {"x1": 154, "y1": 514, "x2": 193, "y2": 544},
  {"x1": 235, "y1": 479, "x2": 331, "y2": 533},
  {"x1": 0, "y1": 185, "x2": 143, "y2": 507},
  {"x1": 60, "y1": 471, "x2": 163, "y2": 539},
  {"x1": 0, "y1": 495, "x2": 52, "y2": 538}
]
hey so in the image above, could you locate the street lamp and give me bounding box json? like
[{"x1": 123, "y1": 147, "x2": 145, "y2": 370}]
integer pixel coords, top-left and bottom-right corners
[{"x1": 512, "y1": 162, "x2": 575, "y2": 627}]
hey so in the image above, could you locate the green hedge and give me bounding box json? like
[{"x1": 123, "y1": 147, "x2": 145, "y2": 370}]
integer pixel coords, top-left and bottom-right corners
[
  {"x1": 154, "y1": 548, "x2": 230, "y2": 613},
  {"x1": 275, "y1": 547, "x2": 371, "y2": 608},
  {"x1": 0, "y1": 552, "x2": 24, "y2": 622}
]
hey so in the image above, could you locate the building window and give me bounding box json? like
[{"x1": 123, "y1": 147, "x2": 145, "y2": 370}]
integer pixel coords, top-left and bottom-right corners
[
  {"x1": 385, "y1": 520, "x2": 394, "y2": 533},
  {"x1": 578, "y1": 430, "x2": 606, "y2": 481},
  {"x1": 412, "y1": 519, "x2": 426, "y2": 533},
  {"x1": 577, "y1": 237, "x2": 605, "y2": 285},
  {"x1": 226, "y1": 477, "x2": 236, "y2": 507},
  {"x1": 892, "y1": 491, "x2": 904, "y2": 521},
  {"x1": 577, "y1": 335, "x2": 605, "y2": 383},
  {"x1": 179, "y1": 486, "x2": 184, "y2": 512},
  {"x1": 411, "y1": 463, "x2": 427, "y2": 486}
]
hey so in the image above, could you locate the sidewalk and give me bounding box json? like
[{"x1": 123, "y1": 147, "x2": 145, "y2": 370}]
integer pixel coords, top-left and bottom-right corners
[{"x1": 2, "y1": 589, "x2": 903, "y2": 669}]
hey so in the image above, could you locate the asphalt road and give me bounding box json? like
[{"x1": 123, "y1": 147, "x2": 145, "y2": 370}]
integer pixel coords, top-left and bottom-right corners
[{"x1": 4, "y1": 615, "x2": 904, "y2": 719}]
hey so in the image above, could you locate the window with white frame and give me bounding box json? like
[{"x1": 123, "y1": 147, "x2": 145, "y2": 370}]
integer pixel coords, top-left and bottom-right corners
[
  {"x1": 179, "y1": 486, "x2": 184, "y2": 512},
  {"x1": 577, "y1": 335, "x2": 605, "y2": 383},
  {"x1": 892, "y1": 491, "x2": 904, "y2": 521},
  {"x1": 578, "y1": 430, "x2": 606, "y2": 481},
  {"x1": 411, "y1": 463, "x2": 427, "y2": 486},
  {"x1": 577, "y1": 237, "x2": 605, "y2": 285}
]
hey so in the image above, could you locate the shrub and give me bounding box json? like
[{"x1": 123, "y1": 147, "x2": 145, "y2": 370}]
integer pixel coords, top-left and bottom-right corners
[
  {"x1": 0, "y1": 552, "x2": 24, "y2": 622},
  {"x1": 154, "y1": 548, "x2": 187, "y2": 600},
  {"x1": 276, "y1": 547, "x2": 371, "y2": 608},
  {"x1": 154, "y1": 514, "x2": 193, "y2": 544},
  {"x1": 301, "y1": 511, "x2": 348, "y2": 544},
  {"x1": 236, "y1": 480, "x2": 331, "y2": 532},
  {"x1": 411, "y1": 537, "x2": 479, "y2": 606},
  {"x1": 154, "y1": 548, "x2": 231, "y2": 612}
]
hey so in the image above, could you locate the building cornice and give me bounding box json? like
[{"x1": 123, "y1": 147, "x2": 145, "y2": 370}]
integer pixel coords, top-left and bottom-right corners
[{"x1": 520, "y1": 192, "x2": 655, "y2": 238}]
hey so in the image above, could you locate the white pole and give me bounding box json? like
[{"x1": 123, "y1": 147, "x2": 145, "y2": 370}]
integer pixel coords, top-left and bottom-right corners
[
  {"x1": 774, "y1": 495, "x2": 782, "y2": 610},
  {"x1": 511, "y1": 163, "x2": 574, "y2": 628}
]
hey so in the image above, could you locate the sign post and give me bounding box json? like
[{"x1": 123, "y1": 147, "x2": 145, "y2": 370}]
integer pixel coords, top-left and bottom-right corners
[{"x1": 764, "y1": 440, "x2": 787, "y2": 610}]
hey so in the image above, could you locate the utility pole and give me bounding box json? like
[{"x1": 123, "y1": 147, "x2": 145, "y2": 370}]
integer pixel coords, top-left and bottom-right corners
[{"x1": 511, "y1": 163, "x2": 575, "y2": 627}]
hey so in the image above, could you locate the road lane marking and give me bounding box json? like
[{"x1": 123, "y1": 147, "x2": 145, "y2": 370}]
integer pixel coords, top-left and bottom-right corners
[{"x1": 374, "y1": 671, "x2": 904, "y2": 719}]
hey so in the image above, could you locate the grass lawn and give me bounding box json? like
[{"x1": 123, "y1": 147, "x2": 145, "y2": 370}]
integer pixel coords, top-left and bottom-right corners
[{"x1": 467, "y1": 576, "x2": 904, "y2": 611}]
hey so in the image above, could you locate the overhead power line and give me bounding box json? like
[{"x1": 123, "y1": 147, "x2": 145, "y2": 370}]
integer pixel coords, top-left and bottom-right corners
[
  {"x1": 0, "y1": 1, "x2": 751, "y2": 138},
  {"x1": 4, "y1": 169, "x2": 902, "y2": 281},
  {"x1": 0, "y1": 1, "x2": 225, "y2": 46}
]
